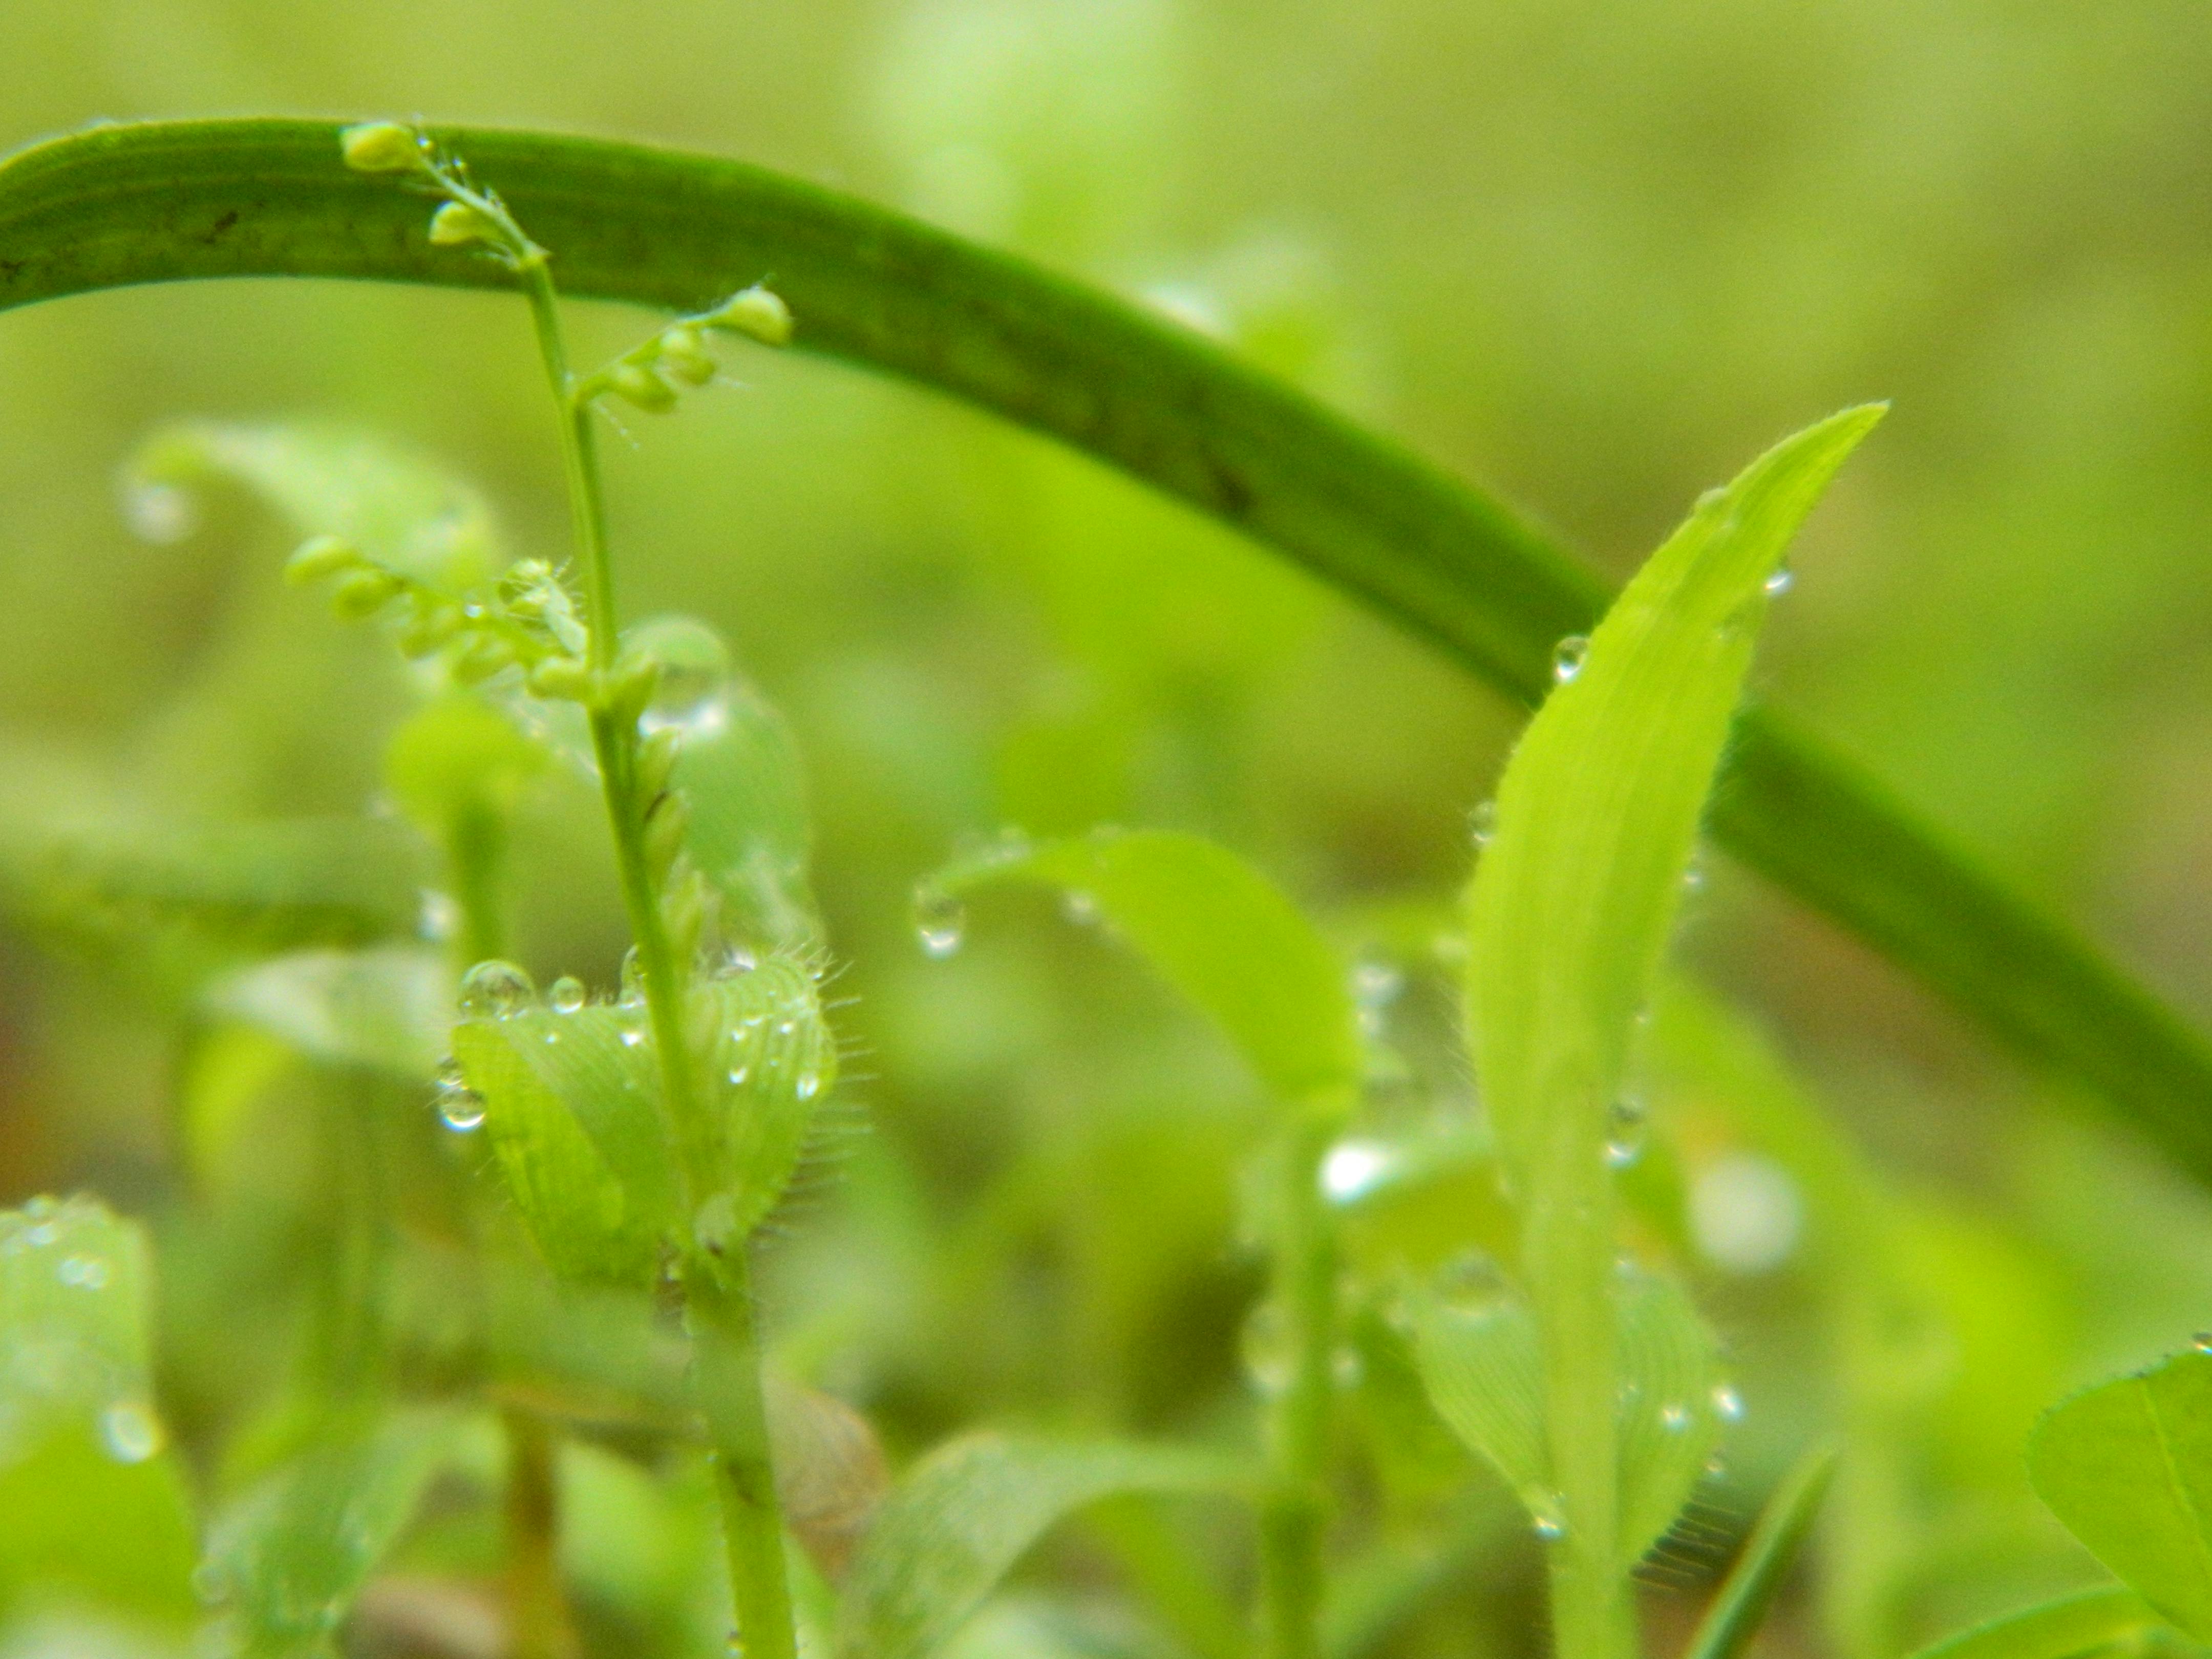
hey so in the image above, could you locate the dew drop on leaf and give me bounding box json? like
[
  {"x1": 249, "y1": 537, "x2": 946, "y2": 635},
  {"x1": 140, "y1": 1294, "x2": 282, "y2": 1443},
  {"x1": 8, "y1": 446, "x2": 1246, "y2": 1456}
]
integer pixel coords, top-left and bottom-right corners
[
  {"x1": 1660, "y1": 1402, "x2": 1691, "y2": 1432},
  {"x1": 56, "y1": 1254, "x2": 110, "y2": 1289},
  {"x1": 1711, "y1": 1384, "x2": 1745, "y2": 1422},
  {"x1": 1603, "y1": 1097, "x2": 1647, "y2": 1169},
  {"x1": 797, "y1": 1071, "x2": 821, "y2": 1100},
  {"x1": 1320, "y1": 1139, "x2": 1394, "y2": 1203},
  {"x1": 1763, "y1": 566, "x2": 1795, "y2": 597},
  {"x1": 99, "y1": 1401, "x2": 163, "y2": 1463},
  {"x1": 1551, "y1": 634, "x2": 1589, "y2": 683},
  {"x1": 1470, "y1": 799, "x2": 1497, "y2": 846},
  {"x1": 913, "y1": 885, "x2": 967, "y2": 959},
  {"x1": 548, "y1": 975, "x2": 587, "y2": 1014},
  {"x1": 459, "y1": 959, "x2": 536, "y2": 1019}
]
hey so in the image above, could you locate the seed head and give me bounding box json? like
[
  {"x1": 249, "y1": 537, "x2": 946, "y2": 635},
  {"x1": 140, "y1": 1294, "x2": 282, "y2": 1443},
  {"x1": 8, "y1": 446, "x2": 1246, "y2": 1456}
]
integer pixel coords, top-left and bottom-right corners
[
  {"x1": 708, "y1": 284, "x2": 793, "y2": 347},
  {"x1": 339, "y1": 122, "x2": 423, "y2": 175}
]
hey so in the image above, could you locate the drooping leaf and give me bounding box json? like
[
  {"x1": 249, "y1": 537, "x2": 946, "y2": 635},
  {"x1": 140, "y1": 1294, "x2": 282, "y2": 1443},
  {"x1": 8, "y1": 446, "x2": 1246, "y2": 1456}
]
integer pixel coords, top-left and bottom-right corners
[
  {"x1": 931, "y1": 828, "x2": 1358, "y2": 1107},
  {"x1": 0, "y1": 1197, "x2": 196, "y2": 1624},
  {"x1": 840, "y1": 1434, "x2": 1252, "y2": 1659},
  {"x1": 207, "y1": 944, "x2": 449, "y2": 1078},
  {"x1": 1682, "y1": 1442, "x2": 1838, "y2": 1659},
  {"x1": 452, "y1": 1007, "x2": 674, "y2": 1285},
  {"x1": 1466, "y1": 406, "x2": 1884, "y2": 1189},
  {"x1": 200, "y1": 1408, "x2": 455, "y2": 1658},
  {"x1": 2027, "y1": 1347, "x2": 2212, "y2": 1640},
  {"x1": 1901, "y1": 1588, "x2": 2158, "y2": 1659},
  {"x1": 125, "y1": 419, "x2": 500, "y2": 593},
  {"x1": 1409, "y1": 1264, "x2": 1729, "y2": 1566},
  {"x1": 626, "y1": 615, "x2": 821, "y2": 951}
]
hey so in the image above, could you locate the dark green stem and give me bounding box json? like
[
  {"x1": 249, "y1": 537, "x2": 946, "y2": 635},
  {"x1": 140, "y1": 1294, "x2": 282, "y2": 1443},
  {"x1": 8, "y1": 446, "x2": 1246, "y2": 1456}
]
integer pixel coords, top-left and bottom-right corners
[{"x1": 501, "y1": 1405, "x2": 580, "y2": 1659}]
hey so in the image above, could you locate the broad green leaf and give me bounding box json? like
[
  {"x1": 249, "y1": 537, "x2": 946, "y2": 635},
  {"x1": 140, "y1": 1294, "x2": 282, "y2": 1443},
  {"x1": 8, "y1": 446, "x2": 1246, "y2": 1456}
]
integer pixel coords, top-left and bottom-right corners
[
  {"x1": 0, "y1": 1197, "x2": 196, "y2": 1623},
  {"x1": 1410, "y1": 1264, "x2": 1728, "y2": 1566},
  {"x1": 840, "y1": 1433, "x2": 1251, "y2": 1659},
  {"x1": 7, "y1": 815, "x2": 425, "y2": 960},
  {"x1": 931, "y1": 829, "x2": 1358, "y2": 1105},
  {"x1": 125, "y1": 419, "x2": 499, "y2": 593},
  {"x1": 685, "y1": 956, "x2": 839, "y2": 1246},
  {"x1": 200, "y1": 1408, "x2": 454, "y2": 1658},
  {"x1": 2027, "y1": 1347, "x2": 2212, "y2": 1640},
  {"x1": 383, "y1": 694, "x2": 548, "y2": 846},
  {"x1": 207, "y1": 945, "x2": 448, "y2": 1078},
  {"x1": 452, "y1": 1007, "x2": 673, "y2": 1285},
  {"x1": 6, "y1": 123, "x2": 2211, "y2": 1181},
  {"x1": 1902, "y1": 1589, "x2": 2158, "y2": 1659},
  {"x1": 1466, "y1": 406, "x2": 1883, "y2": 1189},
  {"x1": 627, "y1": 616, "x2": 821, "y2": 950},
  {"x1": 1682, "y1": 1442, "x2": 1838, "y2": 1659}
]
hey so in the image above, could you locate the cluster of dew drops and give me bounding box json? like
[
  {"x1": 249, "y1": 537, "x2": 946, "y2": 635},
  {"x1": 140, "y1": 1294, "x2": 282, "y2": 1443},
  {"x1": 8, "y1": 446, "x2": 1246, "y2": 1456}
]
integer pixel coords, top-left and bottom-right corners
[
  {"x1": 431, "y1": 960, "x2": 600, "y2": 1133},
  {"x1": 3, "y1": 1198, "x2": 165, "y2": 1465},
  {"x1": 1543, "y1": 565, "x2": 1792, "y2": 691}
]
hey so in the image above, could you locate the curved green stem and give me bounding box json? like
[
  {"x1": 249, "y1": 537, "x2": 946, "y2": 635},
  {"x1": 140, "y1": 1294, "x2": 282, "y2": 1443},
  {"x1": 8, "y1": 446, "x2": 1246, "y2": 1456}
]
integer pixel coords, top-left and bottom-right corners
[
  {"x1": 1258, "y1": 1120, "x2": 1339, "y2": 1659},
  {"x1": 3, "y1": 119, "x2": 2205, "y2": 1180}
]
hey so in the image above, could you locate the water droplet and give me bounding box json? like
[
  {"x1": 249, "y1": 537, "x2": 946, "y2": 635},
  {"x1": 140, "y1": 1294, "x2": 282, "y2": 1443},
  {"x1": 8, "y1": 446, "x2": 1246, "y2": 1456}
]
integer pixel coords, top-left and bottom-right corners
[
  {"x1": 2195, "y1": 1331, "x2": 2212, "y2": 1353},
  {"x1": 628, "y1": 615, "x2": 733, "y2": 739},
  {"x1": 123, "y1": 480, "x2": 197, "y2": 544},
  {"x1": 1551, "y1": 634, "x2": 1589, "y2": 684},
  {"x1": 1763, "y1": 567, "x2": 1794, "y2": 597},
  {"x1": 1660, "y1": 1402, "x2": 1691, "y2": 1432},
  {"x1": 1712, "y1": 1385, "x2": 1745, "y2": 1422},
  {"x1": 1321, "y1": 1140, "x2": 1395, "y2": 1204},
  {"x1": 728, "y1": 1065, "x2": 751, "y2": 1086},
  {"x1": 619, "y1": 947, "x2": 647, "y2": 1006},
  {"x1": 23, "y1": 1223, "x2": 56, "y2": 1248},
  {"x1": 1470, "y1": 799, "x2": 1498, "y2": 846},
  {"x1": 1351, "y1": 961, "x2": 1403, "y2": 1009},
  {"x1": 100, "y1": 1401, "x2": 162, "y2": 1463},
  {"x1": 1062, "y1": 889, "x2": 1099, "y2": 925},
  {"x1": 913, "y1": 885, "x2": 966, "y2": 959},
  {"x1": 1704, "y1": 1454, "x2": 1728, "y2": 1478},
  {"x1": 620, "y1": 1026, "x2": 645, "y2": 1048},
  {"x1": 433, "y1": 1061, "x2": 486, "y2": 1132},
  {"x1": 1603, "y1": 1098, "x2": 1647, "y2": 1169},
  {"x1": 458, "y1": 959, "x2": 536, "y2": 1019},
  {"x1": 1681, "y1": 860, "x2": 1706, "y2": 894},
  {"x1": 57, "y1": 1254, "x2": 110, "y2": 1289},
  {"x1": 417, "y1": 887, "x2": 458, "y2": 943},
  {"x1": 1533, "y1": 1511, "x2": 1566, "y2": 1541},
  {"x1": 548, "y1": 975, "x2": 587, "y2": 1014},
  {"x1": 1690, "y1": 1153, "x2": 1804, "y2": 1274},
  {"x1": 796, "y1": 1071, "x2": 821, "y2": 1100}
]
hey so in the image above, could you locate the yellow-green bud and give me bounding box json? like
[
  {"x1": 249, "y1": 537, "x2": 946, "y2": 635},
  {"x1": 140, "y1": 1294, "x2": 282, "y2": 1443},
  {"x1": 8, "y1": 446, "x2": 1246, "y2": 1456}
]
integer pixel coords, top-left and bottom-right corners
[
  {"x1": 428, "y1": 200, "x2": 501, "y2": 248},
  {"x1": 603, "y1": 660, "x2": 661, "y2": 724},
  {"x1": 526, "y1": 656, "x2": 594, "y2": 701},
  {"x1": 637, "y1": 728, "x2": 684, "y2": 799},
  {"x1": 709, "y1": 284, "x2": 793, "y2": 346},
  {"x1": 285, "y1": 534, "x2": 361, "y2": 586},
  {"x1": 608, "y1": 363, "x2": 678, "y2": 413},
  {"x1": 656, "y1": 326, "x2": 716, "y2": 387},
  {"x1": 661, "y1": 867, "x2": 708, "y2": 964},
  {"x1": 330, "y1": 568, "x2": 403, "y2": 618},
  {"x1": 644, "y1": 792, "x2": 691, "y2": 880},
  {"x1": 339, "y1": 122, "x2": 422, "y2": 175},
  {"x1": 450, "y1": 635, "x2": 514, "y2": 685}
]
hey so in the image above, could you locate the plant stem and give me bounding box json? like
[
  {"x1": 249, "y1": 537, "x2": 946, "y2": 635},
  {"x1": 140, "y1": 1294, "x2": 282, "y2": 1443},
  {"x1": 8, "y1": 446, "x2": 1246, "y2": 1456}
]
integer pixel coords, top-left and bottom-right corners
[
  {"x1": 1258, "y1": 1118, "x2": 1339, "y2": 1659},
  {"x1": 501, "y1": 1405, "x2": 579, "y2": 1659},
  {"x1": 1530, "y1": 1128, "x2": 1630, "y2": 1659},
  {"x1": 516, "y1": 246, "x2": 800, "y2": 1659}
]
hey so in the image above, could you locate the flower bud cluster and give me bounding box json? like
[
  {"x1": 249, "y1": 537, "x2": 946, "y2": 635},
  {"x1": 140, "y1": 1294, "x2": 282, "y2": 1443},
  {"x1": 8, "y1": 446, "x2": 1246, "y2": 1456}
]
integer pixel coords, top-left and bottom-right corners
[
  {"x1": 338, "y1": 121, "x2": 538, "y2": 270},
  {"x1": 576, "y1": 284, "x2": 794, "y2": 416}
]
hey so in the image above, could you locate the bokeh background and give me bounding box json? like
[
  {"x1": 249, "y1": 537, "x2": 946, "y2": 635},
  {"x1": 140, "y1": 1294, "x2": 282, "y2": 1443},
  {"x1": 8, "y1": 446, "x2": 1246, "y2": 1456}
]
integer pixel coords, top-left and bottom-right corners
[{"x1": 5, "y1": 2, "x2": 2212, "y2": 1655}]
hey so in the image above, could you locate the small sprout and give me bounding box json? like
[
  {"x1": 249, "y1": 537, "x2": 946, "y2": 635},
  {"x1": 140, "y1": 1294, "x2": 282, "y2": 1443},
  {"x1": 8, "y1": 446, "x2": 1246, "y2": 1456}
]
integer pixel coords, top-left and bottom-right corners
[
  {"x1": 608, "y1": 362, "x2": 678, "y2": 413},
  {"x1": 330, "y1": 568, "x2": 403, "y2": 618},
  {"x1": 428, "y1": 200, "x2": 502, "y2": 249},
  {"x1": 339, "y1": 122, "x2": 423, "y2": 175},
  {"x1": 285, "y1": 533, "x2": 363, "y2": 585},
  {"x1": 656, "y1": 326, "x2": 717, "y2": 387},
  {"x1": 526, "y1": 656, "x2": 594, "y2": 701},
  {"x1": 644, "y1": 792, "x2": 692, "y2": 880},
  {"x1": 709, "y1": 284, "x2": 794, "y2": 347}
]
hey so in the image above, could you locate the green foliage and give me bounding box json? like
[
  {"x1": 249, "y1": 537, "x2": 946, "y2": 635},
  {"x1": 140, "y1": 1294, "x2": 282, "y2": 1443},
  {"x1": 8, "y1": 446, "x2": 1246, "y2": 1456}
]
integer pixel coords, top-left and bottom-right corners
[
  {"x1": 930, "y1": 827, "x2": 1358, "y2": 1107},
  {"x1": 1682, "y1": 1444, "x2": 1838, "y2": 1659},
  {"x1": 1901, "y1": 1589, "x2": 2158, "y2": 1659},
  {"x1": 0, "y1": 1197, "x2": 196, "y2": 1625},
  {"x1": 2027, "y1": 1348, "x2": 2212, "y2": 1641},
  {"x1": 839, "y1": 1433, "x2": 1251, "y2": 1659}
]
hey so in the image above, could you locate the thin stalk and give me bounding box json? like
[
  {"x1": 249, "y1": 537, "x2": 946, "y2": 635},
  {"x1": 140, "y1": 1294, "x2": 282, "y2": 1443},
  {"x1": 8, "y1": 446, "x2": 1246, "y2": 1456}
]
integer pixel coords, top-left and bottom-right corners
[
  {"x1": 1258, "y1": 1118, "x2": 1341, "y2": 1659},
  {"x1": 1530, "y1": 1129, "x2": 1630, "y2": 1659},
  {"x1": 516, "y1": 247, "x2": 800, "y2": 1659}
]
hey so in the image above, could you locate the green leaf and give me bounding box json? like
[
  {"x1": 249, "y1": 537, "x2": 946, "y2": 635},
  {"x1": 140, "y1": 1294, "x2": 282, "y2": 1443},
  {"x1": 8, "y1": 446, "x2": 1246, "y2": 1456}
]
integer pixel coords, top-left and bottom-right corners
[
  {"x1": 932, "y1": 828, "x2": 1358, "y2": 1106},
  {"x1": 0, "y1": 1197, "x2": 196, "y2": 1623},
  {"x1": 626, "y1": 615, "x2": 820, "y2": 950},
  {"x1": 200, "y1": 1408, "x2": 454, "y2": 1658},
  {"x1": 2028, "y1": 1347, "x2": 2212, "y2": 1640},
  {"x1": 1409, "y1": 1264, "x2": 1728, "y2": 1566},
  {"x1": 1902, "y1": 1588, "x2": 2159, "y2": 1659},
  {"x1": 452, "y1": 1007, "x2": 674, "y2": 1285},
  {"x1": 1682, "y1": 1442, "x2": 1838, "y2": 1659},
  {"x1": 6, "y1": 122, "x2": 2204, "y2": 1178},
  {"x1": 685, "y1": 956, "x2": 839, "y2": 1246},
  {"x1": 840, "y1": 1433, "x2": 1251, "y2": 1659},
  {"x1": 207, "y1": 945, "x2": 448, "y2": 1078},
  {"x1": 1466, "y1": 406, "x2": 1883, "y2": 1189},
  {"x1": 125, "y1": 419, "x2": 500, "y2": 592},
  {"x1": 382, "y1": 694, "x2": 548, "y2": 843}
]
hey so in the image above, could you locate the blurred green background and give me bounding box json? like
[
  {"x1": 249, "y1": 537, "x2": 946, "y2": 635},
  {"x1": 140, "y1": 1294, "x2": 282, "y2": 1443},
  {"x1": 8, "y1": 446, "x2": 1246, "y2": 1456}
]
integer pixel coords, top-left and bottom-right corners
[{"x1": 5, "y1": 1, "x2": 2212, "y2": 1653}]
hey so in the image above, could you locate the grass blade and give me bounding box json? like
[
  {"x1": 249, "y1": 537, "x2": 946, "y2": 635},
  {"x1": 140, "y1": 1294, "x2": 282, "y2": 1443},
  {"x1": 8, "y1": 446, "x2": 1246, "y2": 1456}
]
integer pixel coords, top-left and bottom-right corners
[
  {"x1": 1683, "y1": 1442, "x2": 1839, "y2": 1659},
  {"x1": 1903, "y1": 1588, "x2": 2159, "y2": 1659},
  {"x1": 2, "y1": 120, "x2": 2208, "y2": 1180}
]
